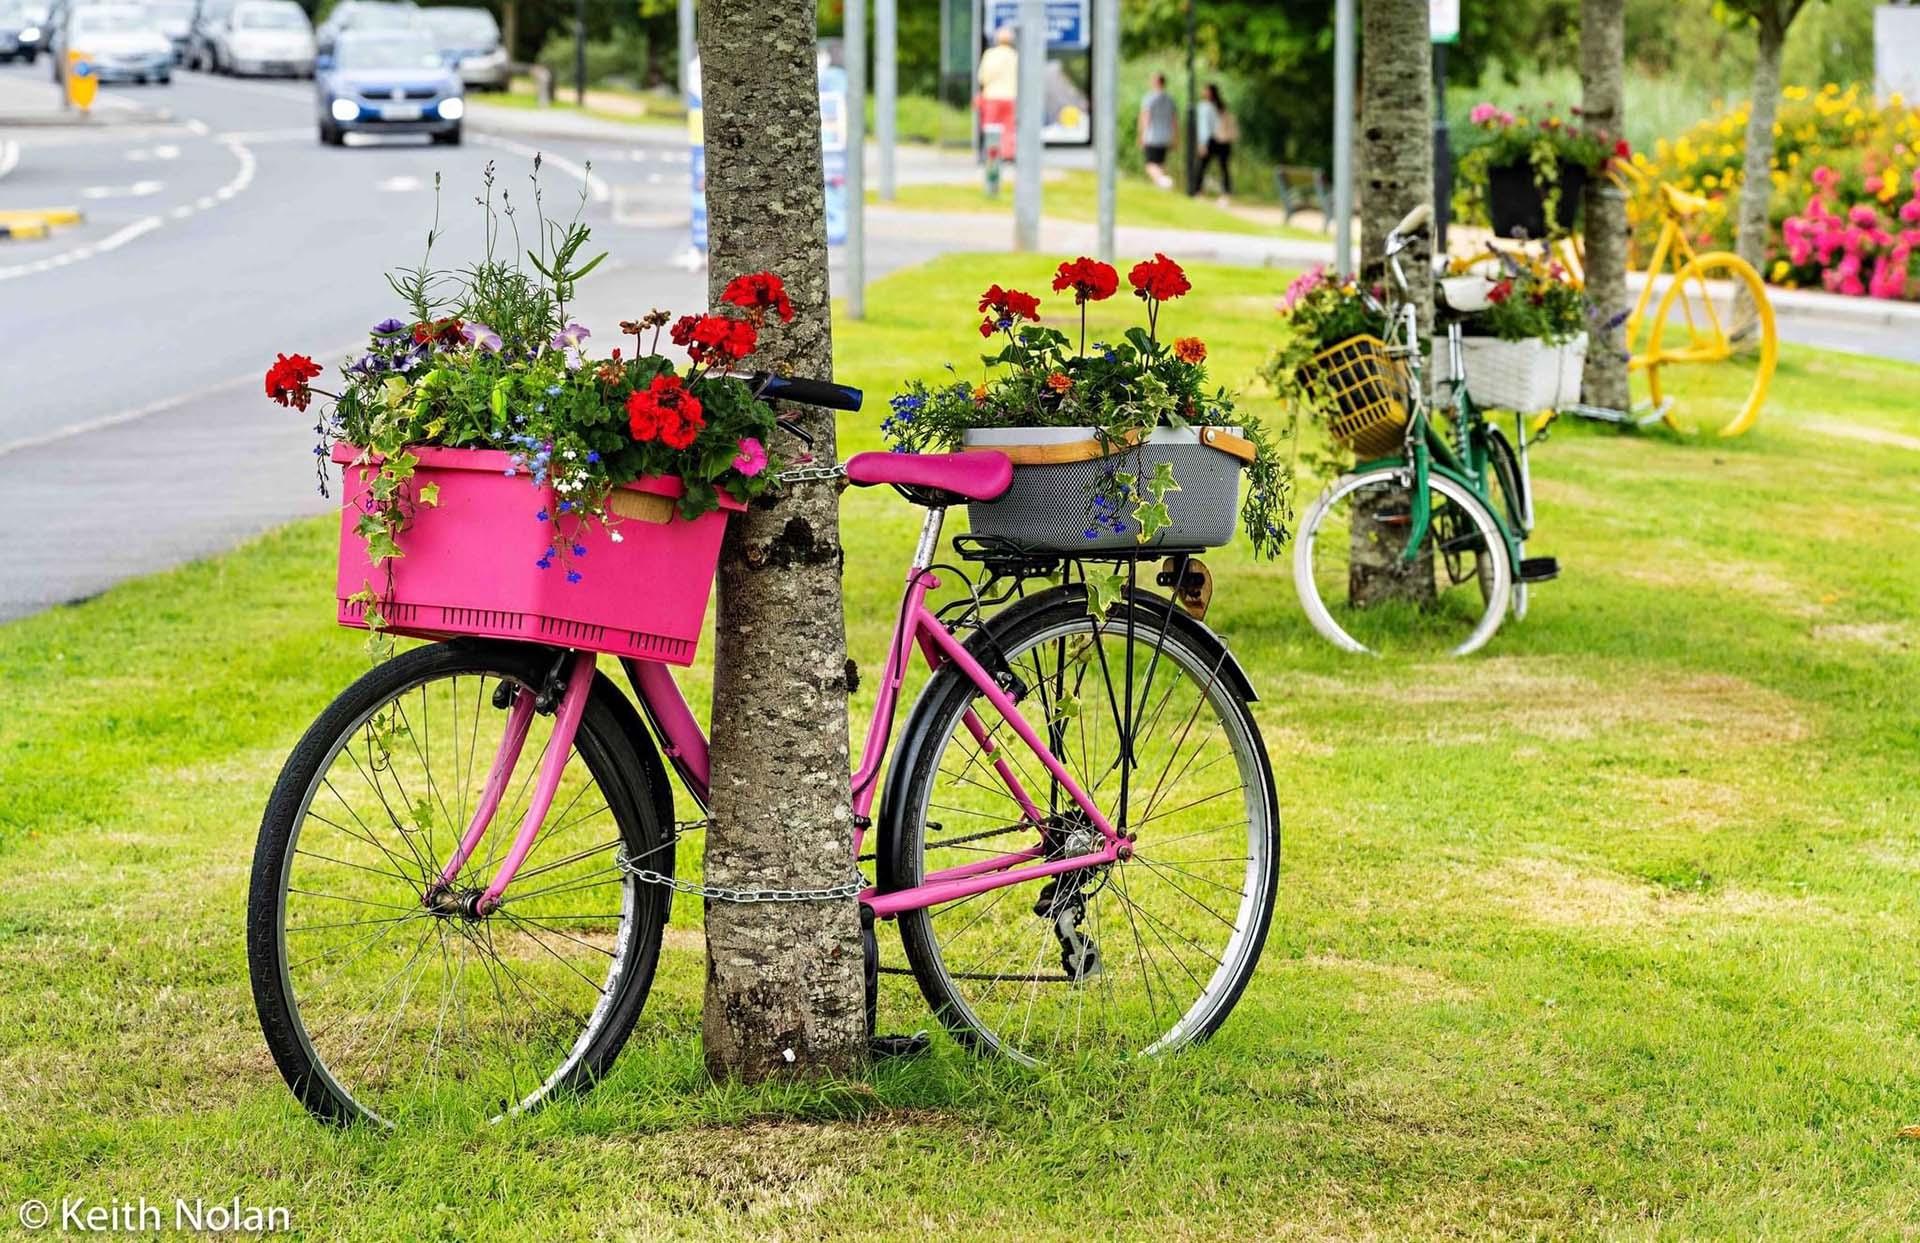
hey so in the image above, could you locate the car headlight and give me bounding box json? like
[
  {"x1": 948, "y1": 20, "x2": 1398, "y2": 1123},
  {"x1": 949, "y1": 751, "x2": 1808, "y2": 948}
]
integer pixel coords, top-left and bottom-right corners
[
  {"x1": 19, "y1": 25, "x2": 40, "y2": 39},
  {"x1": 436, "y1": 97, "x2": 463, "y2": 121},
  {"x1": 329, "y1": 97, "x2": 358, "y2": 122}
]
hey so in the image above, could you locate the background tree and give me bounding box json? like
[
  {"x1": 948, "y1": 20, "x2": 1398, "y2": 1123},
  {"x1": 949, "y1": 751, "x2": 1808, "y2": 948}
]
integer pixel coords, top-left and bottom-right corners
[
  {"x1": 1349, "y1": 0, "x2": 1436, "y2": 606},
  {"x1": 1724, "y1": 0, "x2": 1814, "y2": 317},
  {"x1": 1580, "y1": 0, "x2": 1630, "y2": 411},
  {"x1": 694, "y1": 0, "x2": 868, "y2": 1081}
]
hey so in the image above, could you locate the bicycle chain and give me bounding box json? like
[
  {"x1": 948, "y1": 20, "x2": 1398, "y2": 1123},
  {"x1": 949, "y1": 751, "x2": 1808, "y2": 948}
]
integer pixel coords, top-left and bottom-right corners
[
  {"x1": 776, "y1": 463, "x2": 848, "y2": 486},
  {"x1": 616, "y1": 823, "x2": 868, "y2": 903}
]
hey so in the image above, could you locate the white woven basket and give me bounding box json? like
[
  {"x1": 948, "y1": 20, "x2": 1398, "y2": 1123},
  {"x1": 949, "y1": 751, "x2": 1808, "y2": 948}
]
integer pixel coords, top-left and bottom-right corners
[{"x1": 1457, "y1": 334, "x2": 1586, "y2": 412}]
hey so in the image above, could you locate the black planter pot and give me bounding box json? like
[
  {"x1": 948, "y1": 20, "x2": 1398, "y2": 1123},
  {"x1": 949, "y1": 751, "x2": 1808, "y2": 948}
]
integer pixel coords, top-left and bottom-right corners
[{"x1": 1487, "y1": 159, "x2": 1589, "y2": 239}]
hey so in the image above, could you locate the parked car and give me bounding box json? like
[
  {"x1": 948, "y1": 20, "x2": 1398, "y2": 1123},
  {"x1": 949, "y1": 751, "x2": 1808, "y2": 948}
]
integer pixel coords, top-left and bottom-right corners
[
  {"x1": 208, "y1": 0, "x2": 309, "y2": 75},
  {"x1": 184, "y1": 0, "x2": 231, "y2": 70},
  {"x1": 313, "y1": 0, "x2": 417, "y2": 55},
  {"x1": 147, "y1": 0, "x2": 192, "y2": 60},
  {"x1": 0, "y1": 0, "x2": 51, "y2": 62},
  {"x1": 419, "y1": 5, "x2": 505, "y2": 91},
  {"x1": 50, "y1": 2, "x2": 172, "y2": 82},
  {"x1": 315, "y1": 28, "x2": 461, "y2": 146}
]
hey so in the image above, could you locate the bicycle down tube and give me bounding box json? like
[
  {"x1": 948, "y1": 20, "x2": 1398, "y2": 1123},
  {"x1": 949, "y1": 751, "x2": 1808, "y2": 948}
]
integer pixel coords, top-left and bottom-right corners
[{"x1": 457, "y1": 505, "x2": 1133, "y2": 919}]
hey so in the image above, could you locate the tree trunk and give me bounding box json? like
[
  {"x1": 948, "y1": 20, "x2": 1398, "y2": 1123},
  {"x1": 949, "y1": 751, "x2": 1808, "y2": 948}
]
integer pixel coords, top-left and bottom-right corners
[
  {"x1": 1353, "y1": 0, "x2": 1435, "y2": 607},
  {"x1": 1579, "y1": 0, "x2": 1630, "y2": 411},
  {"x1": 500, "y1": 0, "x2": 518, "y2": 64},
  {"x1": 1734, "y1": 14, "x2": 1786, "y2": 321},
  {"x1": 695, "y1": 0, "x2": 868, "y2": 1082}
]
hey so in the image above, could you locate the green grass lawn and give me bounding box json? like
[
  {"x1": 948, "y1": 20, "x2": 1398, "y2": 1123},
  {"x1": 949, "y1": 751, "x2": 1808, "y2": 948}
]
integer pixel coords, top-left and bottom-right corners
[
  {"x1": 3, "y1": 255, "x2": 1919, "y2": 1238},
  {"x1": 870, "y1": 169, "x2": 1322, "y2": 240}
]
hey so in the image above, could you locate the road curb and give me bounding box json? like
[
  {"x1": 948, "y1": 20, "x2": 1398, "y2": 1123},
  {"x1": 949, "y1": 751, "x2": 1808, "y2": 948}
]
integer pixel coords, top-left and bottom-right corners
[
  {"x1": 0, "y1": 207, "x2": 84, "y2": 240},
  {"x1": 0, "y1": 106, "x2": 174, "y2": 127}
]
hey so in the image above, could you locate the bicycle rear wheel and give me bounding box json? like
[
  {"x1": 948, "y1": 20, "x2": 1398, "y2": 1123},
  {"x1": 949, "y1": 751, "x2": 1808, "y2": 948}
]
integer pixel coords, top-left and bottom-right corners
[
  {"x1": 1294, "y1": 466, "x2": 1512, "y2": 657},
  {"x1": 1644, "y1": 251, "x2": 1778, "y2": 437},
  {"x1": 883, "y1": 586, "x2": 1278, "y2": 1064},
  {"x1": 248, "y1": 641, "x2": 670, "y2": 1127}
]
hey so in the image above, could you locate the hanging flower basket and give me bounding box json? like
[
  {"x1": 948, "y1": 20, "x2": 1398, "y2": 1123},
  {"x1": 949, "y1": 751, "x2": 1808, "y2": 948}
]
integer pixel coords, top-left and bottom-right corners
[
  {"x1": 332, "y1": 445, "x2": 742, "y2": 665},
  {"x1": 962, "y1": 425, "x2": 1252, "y2": 552},
  {"x1": 1487, "y1": 158, "x2": 1589, "y2": 240},
  {"x1": 1455, "y1": 333, "x2": 1587, "y2": 412},
  {"x1": 1296, "y1": 334, "x2": 1412, "y2": 459}
]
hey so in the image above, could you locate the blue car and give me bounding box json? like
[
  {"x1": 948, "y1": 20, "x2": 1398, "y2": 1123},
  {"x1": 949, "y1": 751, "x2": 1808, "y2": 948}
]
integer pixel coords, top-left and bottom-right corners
[{"x1": 315, "y1": 29, "x2": 462, "y2": 146}]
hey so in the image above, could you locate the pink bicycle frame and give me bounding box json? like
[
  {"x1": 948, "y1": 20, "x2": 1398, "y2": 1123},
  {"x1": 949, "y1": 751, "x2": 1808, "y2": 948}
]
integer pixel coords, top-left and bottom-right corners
[{"x1": 436, "y1": 506, "x2": 1129, "y2": 917}]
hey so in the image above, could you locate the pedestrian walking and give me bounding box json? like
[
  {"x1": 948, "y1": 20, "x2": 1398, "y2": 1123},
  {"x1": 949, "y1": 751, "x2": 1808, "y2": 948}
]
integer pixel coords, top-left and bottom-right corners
[
  {"x1": 1190, "y1": 84, "x2": 1237, "y2": 203},
  {"x1": 1138, "y1": 72, "x2": 1178, "y2": 189},
  {"x1": 976, "y1": 26, "x2": 1019, "y2": 162}
]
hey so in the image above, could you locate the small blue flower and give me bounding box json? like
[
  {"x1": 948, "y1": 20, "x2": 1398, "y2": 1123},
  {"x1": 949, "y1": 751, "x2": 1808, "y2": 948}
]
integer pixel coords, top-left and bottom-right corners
[
  {"x1": 585, "y1": 451, "x2": 600, "y2": 464},
  {"x1": 571, "y1": 544, "x2": 587, "y2": 557},
  {"x1": 545, "y1": 384, "x2": 563, "y2": 396},
  {"x1": 536, "y1": 557, "x2": 552, "y2": 569},
  {"x1": 557, "y1": 500, "x2": 572, "y2": 514},
  {"x1": 1083, "y1": 528, "x2": 1099, "y2": 540},
  {"x1": 503, "y1": 468, "x2": 516, "y2": 477},
  {"x1": 535, "y1": 509, "x2": 549, "y2": 522},
  {"x1": 566, "y1": 570, "x2": 583, "y2": 584}
]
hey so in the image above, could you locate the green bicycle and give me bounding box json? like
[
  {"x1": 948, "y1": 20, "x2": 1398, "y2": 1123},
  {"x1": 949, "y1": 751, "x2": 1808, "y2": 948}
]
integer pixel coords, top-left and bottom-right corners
[{"x1": 1293, "y1": 204, "x2": 1559, "y2": 657}]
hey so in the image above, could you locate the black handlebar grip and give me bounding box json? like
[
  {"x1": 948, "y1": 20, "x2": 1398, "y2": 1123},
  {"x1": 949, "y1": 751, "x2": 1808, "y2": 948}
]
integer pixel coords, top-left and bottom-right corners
[{"x1": 753, "y1": 373, "x2": 864, "y2": 412}]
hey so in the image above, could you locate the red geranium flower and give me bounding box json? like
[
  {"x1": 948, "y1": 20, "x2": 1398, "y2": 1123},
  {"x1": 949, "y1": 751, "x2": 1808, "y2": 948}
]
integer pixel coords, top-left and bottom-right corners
[
  {"x1": 264, "y1": 352, "x2": 323, "y2": 410},
  {"x1": 721, "y1": 271, "x2": 795, "y2": 323},
  {"x1": 1051, "y1": 257, "x2": 1119, "y2": 304},
  {"x1": 410, "y1": 316, "x2": 465, "y2": 347},
  {"x1": 1487, "y1": 279, "x2": 1514, "y2": 304},
  {"x1": 1128, "y1": 253, "x2": 1191, "y2": 303},
  {"x1": 627, "y1": 373, "x2": 705, "y2": 447},
  {"x1": 670, "y1": 313, "x2": 757, "y2": 367},
  {"x1": 977, "y1": 282, "x2": 1042, "y2": 337}
]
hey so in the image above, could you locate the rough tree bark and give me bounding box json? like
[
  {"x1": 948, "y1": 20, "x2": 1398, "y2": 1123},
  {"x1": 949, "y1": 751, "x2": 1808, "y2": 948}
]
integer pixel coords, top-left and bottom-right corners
[
  {"x1": 1734, "y1": 5, "x2": 1799, "y2": 321},
  {"x1": 1351, "y1": 0, "x2": 1435, "y2": 608},
  {"x1": 695, "y1": 0, "x2": 868, "y2": 1081},
  {"x1": 1579, "y1": 0, "x2": 1631, "y2": 411}
]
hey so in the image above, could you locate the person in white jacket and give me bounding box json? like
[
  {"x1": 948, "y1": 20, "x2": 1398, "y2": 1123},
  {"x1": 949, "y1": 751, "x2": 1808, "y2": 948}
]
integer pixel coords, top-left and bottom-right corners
[{"x1": 1189, "y1": 83, "x2": 1238, "y2": 204}]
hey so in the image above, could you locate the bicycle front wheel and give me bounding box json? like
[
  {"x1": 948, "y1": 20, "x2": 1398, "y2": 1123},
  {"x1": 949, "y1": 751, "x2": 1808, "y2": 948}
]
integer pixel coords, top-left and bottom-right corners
[
  {"x1": 884, "y1": 586, "x2": 1279, "y2": 1065},
  {"x1": 1294, "y1": 466, "x2": 1512, "y2": 657},
  {"x1": 248, "y1": 641, "x2": 671, "y2": 1127},
  {"x1": 1644, "y1": 251, "x2": 1778, "y2": 437}
]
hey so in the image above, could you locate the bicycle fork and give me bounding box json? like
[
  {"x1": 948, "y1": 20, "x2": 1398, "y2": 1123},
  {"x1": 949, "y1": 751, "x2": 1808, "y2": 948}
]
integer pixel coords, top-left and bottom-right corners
[{"x1": 424, "y1": 650, "x2": 598, "y2": 917}]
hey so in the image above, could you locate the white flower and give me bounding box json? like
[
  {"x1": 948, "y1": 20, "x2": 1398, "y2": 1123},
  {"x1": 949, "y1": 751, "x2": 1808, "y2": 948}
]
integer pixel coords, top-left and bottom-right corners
[{"x1": 609, "y1": 530, "x2": 624, "y2": 543}]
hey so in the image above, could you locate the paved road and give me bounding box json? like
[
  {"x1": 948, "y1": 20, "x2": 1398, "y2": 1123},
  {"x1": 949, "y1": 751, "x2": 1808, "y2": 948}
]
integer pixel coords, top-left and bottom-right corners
[{"x1": 0, "y1": 66, "x2": 921, "y2": 621}]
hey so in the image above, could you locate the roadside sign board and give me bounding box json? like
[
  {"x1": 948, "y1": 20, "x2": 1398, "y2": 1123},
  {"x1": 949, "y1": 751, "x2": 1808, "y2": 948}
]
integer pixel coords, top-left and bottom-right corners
[
  {"x1": 1430, "y1": 0, "x2": 1460, "y2": 44},
  {"x1": 688, "y1": 52, "x2": 847, "y2": 252},
  {"x1": 66, "y1": 49, "x2": 98, "y2": 110},
  {"x1": 985, "y1": 0, "x2": 1089, "y2": 51}
]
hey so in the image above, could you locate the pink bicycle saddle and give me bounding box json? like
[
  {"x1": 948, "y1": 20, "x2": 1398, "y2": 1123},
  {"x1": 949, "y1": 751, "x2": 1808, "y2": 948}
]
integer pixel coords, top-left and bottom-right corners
[{"x1": 845, "y1": 450, "x2": 1014, "y2": 502}]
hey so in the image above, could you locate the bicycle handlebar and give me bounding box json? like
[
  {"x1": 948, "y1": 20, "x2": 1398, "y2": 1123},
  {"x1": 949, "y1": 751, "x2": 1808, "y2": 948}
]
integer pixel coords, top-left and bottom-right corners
[{"x1": 750, "y1": 373, "x2": 865, "y2": 412}]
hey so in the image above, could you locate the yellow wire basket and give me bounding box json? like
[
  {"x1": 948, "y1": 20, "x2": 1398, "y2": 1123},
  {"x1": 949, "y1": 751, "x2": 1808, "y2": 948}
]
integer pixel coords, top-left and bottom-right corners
[{"x1": 1301, "y1": 334, "x2": 1411, "y2": 459}]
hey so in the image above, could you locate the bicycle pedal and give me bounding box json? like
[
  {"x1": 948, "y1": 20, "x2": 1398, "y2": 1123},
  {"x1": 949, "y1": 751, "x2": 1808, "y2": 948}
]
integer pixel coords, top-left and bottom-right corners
[
  {"x1": 869, "y1": 1031, "x2": 933, "y2": 1059},
  {"x1": 1517, "y1": 556, "x2": 1560, "y2": 583}
]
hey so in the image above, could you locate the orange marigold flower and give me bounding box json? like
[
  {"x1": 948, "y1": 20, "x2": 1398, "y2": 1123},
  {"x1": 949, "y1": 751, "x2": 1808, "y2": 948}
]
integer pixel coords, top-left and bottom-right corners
[
  {"x1": 1173, "y1": 336, "x2": 1207, "y2": 364},
  {"x1": 972, "y1": 383, "x2": 989, "y2": 404},
  {"x1": 1046, "y1": 371, "x2": 1073, "y2": 393}
]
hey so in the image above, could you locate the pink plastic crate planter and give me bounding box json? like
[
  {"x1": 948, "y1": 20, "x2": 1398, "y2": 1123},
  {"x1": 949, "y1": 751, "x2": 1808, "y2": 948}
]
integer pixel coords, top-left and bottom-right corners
[{"x1": 331, "y1": 444, "x2": 742, "y2": 666}]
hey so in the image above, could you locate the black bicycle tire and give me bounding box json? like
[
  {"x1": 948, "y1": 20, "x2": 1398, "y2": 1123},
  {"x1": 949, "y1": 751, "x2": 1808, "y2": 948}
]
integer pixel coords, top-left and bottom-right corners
[
  {"x1": 882, "y1": 587, "x2": 1279, "y2": 1057},
  {"x1": 247, "y1": 640, "x2": 669, "y2": 1127}
]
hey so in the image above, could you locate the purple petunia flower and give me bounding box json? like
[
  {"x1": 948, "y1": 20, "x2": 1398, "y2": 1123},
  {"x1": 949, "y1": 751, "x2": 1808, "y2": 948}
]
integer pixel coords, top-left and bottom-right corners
[
  {"x1": 372, "y1": 318, "x2": 407, "y2": 336},
  {"x1": 550, "y1": 322, "x2": 591, "y2": 351},
  {"x1": 461, "y1": 322, "x2": 504, "y2": 353}
]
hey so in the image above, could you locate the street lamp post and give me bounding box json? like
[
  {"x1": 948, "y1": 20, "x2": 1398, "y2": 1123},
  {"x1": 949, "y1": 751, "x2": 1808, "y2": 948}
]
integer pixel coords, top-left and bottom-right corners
[
  {"x1": 1012, "y1": 0, "x2": 1043, "y2": 250},
  {"x1": 846, "y1": 0, "x2": 867, "y2": 317},
  {"x1": 572, "y1": 0, "x2": 585, "y2": 107},
  {"x1": 1332, "y1": 0, "x2": 1355, "y2": 279},
  {"x1": 1183, "y1": 0, "x2": 1196, "y2": 195},
  {"x1": 876, "y1": 0, "x2": 897, "y2": 200},
  {"x1": 1094, "y1": 0, "x2": 1117, "y2": 261}
]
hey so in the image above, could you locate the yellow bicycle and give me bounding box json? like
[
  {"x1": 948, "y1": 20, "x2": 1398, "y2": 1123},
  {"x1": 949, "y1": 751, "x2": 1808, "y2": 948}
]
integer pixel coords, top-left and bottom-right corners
[{"x1": 1549, "y1": 162, "x2": 1779, "y2": 437}]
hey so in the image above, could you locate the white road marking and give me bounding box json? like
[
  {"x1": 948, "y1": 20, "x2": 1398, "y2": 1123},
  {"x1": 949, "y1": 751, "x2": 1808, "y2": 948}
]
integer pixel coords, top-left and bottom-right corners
[
  {"x1": 81, "y1": 179, "x2": 166, "y2": 198},
  {"x1": 376, "y1": 174, "x2": 425, "y2": 192},
  {"x1": 0, "y1": 125, "x2": 256, "y2": 283},
  {"x1": 217, "y1": 128, "x2": 315, "y2": 144},
  {"x1": 0, "y1": 337, "x2": 362, "y2": 459},
  {"x1": 0, "y1": 215, "x2": 160, "y2": 282},
  {"x1": 473, "y1": 133, "x2": 611, "y2": 203},
  {"x1": 0, "y1": 141, "x2": 20, "y2": 181},
  {"x1": 184, "y1": 118, "x2": 210, "y2": 135}
]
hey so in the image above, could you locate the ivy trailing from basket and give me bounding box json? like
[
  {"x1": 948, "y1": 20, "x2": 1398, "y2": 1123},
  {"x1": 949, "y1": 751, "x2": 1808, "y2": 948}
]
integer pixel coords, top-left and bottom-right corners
[
  {"x1": 262, "y1": 160, "x2": 789, "y2": 651},
  {"x1": 882, "y1": 254, "x2": 1294, "y2": 559}
]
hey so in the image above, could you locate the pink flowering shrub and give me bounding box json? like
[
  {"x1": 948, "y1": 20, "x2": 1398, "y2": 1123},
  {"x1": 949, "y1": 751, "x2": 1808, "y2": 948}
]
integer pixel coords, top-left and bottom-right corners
[{"x1": 1778, "y1": 165, "x2": 1920, "y2": 300}]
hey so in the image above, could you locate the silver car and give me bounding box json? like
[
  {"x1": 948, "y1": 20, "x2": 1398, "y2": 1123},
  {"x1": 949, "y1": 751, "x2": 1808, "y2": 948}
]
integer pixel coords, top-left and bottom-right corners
[
  {"x1": 52, "y1": 2, "x2": 172, "y2": 83},
  {"x1": 419, "y1": 5, "x2": 505, "y2": 91},
  {"x1": 0, "y1": 0, "x2": 51, "y2": 62},
  {"x1": 212, "y1": 0, "x2": 310, "y2": 76}
]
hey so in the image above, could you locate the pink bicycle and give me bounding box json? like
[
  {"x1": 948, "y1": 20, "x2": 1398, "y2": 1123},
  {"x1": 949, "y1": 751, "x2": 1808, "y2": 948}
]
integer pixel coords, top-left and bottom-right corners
[{"x1": 248, "y1": 377, "x2": 1279, "y2": 1127}]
